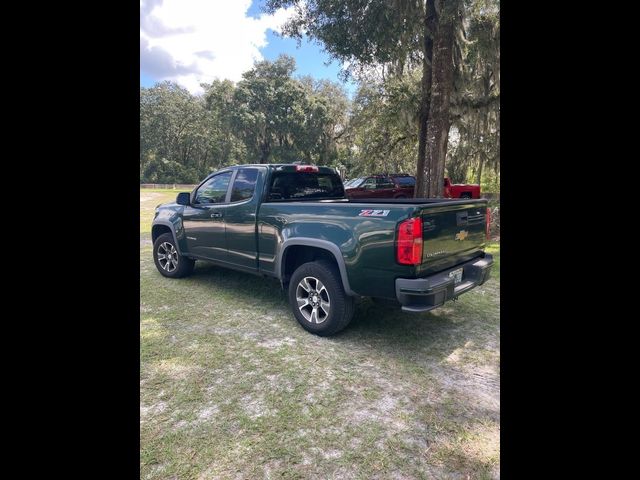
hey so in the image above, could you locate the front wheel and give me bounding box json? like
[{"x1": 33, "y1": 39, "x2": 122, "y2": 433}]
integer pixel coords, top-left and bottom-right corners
[
  {"x1": 153, "y1": 233, "x2": 195, "y2": 278},
  {"x1": 460, "y1": 193, "x2": 472, "y2": 199},
  {"x1": 288, "y1": 260, "x2": 355, "y2": 336}
]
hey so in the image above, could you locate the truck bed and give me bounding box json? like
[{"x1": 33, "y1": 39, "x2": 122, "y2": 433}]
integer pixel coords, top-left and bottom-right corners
[
  {"x1": 257, "y1": 196, "x2": 489, "y2": 298},
  {"x1": 346, "y1": 198, "x2": 486, "y2": 205},
  {"x1": 277, "y1": 198, "x2": 486, "y2": 206}
]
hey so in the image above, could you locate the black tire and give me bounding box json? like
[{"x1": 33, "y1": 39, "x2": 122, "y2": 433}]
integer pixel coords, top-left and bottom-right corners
[
  {"x1": 460, "y1": 192, "x2": 472, "y2": 199},
  {"x1": 288, "y1": 260, "x2": 355, "y2": 336},
  {"x1": 394, "y1": 195, "x2": 407, "y2": 199},
  {"x1": 153, "y1": 233, "x2": 195, "y2": 278}
]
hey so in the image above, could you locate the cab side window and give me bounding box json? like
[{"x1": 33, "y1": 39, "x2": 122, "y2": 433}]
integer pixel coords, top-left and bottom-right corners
[
  {"x1": 361, "y1": 177, "x2": 377, "y2": 189},
  {"x1": 376, "y1": 177, "x2": 395, "y2": 189},
  {"x1": 230, "y1": 168, "x2": 259, "y2": 202},
  {"x1": 194, "y1": 172, "x2": 232, "y2": 204}
]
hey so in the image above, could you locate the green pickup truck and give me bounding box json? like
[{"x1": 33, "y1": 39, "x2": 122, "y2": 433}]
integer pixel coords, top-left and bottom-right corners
[{"x1": 151, "y1": 164, "x2": 494, "y2": 335}]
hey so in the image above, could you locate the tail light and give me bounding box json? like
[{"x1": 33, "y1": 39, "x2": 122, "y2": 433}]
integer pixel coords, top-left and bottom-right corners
[
  {"x1": 295, "y1": 165, "x2": 319, "y2": 172},
  {"x1": 486, "y1": 207, "x2": 491, "y2": 240},
  {"x1": 397, "y1": 217, "x2": 423, "y2": 265}
]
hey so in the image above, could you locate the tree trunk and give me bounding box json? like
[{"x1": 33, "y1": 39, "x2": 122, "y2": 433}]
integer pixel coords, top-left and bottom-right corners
[
  {"x1": 414, "y1": 0, "x2": 436, "y2": 198},
  {"x1": 259, "y1": 141, "x2": 271, "y2": 164},
  {"x1": 425, "y1": 0, "x2": 458, "y2": 197}
]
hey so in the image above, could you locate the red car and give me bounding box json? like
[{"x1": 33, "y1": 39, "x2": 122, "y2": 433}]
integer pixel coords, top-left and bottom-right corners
[
  {"x1": 344, "y1": 174, "x2": 415, "y2": 199},
  {"x1": 344, "y1": 174, "x2": 481, "y2": 199}
]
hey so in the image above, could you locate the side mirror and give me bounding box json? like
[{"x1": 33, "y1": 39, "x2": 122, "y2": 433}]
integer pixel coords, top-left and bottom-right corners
[{"x1": 176, "y1": 192, "x2": 190, "y2": 206}]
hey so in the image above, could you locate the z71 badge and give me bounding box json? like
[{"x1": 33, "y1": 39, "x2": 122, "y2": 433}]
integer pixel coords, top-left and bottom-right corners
[{"x1": 358, "y1": 209, "x2": 390, "y2": 217}]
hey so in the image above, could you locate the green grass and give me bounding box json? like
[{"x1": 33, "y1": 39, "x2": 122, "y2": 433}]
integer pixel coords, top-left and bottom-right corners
[{"x1": 140, "y1": 190, "x2": 500, "y2": 479}]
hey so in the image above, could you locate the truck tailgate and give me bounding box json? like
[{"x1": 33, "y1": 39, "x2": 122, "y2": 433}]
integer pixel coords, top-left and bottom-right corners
[{"x1": 419, "y1": 202, "x2": 487, "y2": 275}]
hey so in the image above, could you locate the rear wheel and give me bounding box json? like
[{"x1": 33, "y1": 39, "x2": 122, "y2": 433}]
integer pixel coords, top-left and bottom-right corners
[
  {"x1": 460, "y1": 192, "x2": 472, "y2": 199},
  {"x1": 288, "y1": 260, "x2": 355, "y2": 336},
  {"x1": 153, "y1": 233, "x2": 195, "y2": 278}
]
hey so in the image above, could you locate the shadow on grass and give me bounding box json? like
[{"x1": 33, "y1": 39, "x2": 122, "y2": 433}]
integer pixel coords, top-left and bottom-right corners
[{"x1": 181, "y1": 260, "x2": 497, "y2": 364}]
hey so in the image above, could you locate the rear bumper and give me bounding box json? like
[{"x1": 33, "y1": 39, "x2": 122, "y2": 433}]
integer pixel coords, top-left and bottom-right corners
[{"x1": 395, "y1": 254, "x2": 494, "y2": 313}]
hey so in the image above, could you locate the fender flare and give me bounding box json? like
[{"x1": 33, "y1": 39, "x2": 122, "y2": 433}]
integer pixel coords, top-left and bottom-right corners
[
  {"x1": 276, "y1": 238, "x2": 355, "y2": 296},
  {"x1": 151, "y1": 221, "x2": 182, "y2": 255}
]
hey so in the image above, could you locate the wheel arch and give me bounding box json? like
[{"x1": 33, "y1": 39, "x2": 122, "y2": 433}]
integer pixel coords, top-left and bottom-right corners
[
  {"x1": 277, "y1": 238, "x2": 354, "y2": 296},
  {"x1": 151, "y1": 221, "x2": 182, "y2": 254}
]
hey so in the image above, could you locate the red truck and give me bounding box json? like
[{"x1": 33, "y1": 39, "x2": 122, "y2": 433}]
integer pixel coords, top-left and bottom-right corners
[
  {"x1": 443, "y1": 177, "x2": 481, "y2": 199},
  {"x1": 344, "y1": 174, "x2": 480, "y2": 199}
]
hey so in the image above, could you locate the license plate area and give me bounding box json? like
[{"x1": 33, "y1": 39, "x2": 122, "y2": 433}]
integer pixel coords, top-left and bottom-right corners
[{"x1": 449, "y1": 268, "x2": 463, "y2": 285}]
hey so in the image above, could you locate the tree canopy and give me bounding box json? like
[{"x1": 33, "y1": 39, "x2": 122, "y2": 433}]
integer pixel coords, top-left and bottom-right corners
[{"x1": 140, "y1": 1, "x2": 499, "y2": 193}]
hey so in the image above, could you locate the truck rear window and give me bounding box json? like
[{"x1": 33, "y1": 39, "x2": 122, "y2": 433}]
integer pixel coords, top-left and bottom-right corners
[{"x1": 267, "y1": 172, "x2": 345, "y2": 201}]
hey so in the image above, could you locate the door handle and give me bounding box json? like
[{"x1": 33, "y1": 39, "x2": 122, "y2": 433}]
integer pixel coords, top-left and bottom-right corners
[{"x1": 210, "y1": 212, "x2": 223, "y2": 218}]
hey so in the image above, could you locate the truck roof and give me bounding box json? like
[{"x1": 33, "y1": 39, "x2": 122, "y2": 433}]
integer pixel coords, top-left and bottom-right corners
[{"x1": 206, "y1": 163, "x2": 338, "y2": 177}]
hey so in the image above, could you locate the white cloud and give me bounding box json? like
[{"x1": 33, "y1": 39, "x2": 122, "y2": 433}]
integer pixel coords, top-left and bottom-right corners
[{"x1": 140, "y1": 0, "x2": 295, "y2": 94}]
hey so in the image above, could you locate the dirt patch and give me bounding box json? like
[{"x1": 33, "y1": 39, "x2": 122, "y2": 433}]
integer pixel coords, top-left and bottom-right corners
[
  {"x1": 257, "y1": 337, "x2": 297, "y2": 349},
  {"x1": 140, "y1": 401, "x2": 167, "y2": 420},
  {"x1": 241, "y1": 394, "x2": 275, "y2": 419},
  {"x1": 198, "y1": 405, "x2": 220, "y2": 420}
]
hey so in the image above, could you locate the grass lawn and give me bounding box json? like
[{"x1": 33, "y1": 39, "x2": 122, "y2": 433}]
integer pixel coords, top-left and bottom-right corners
[{"x1": 140, "y1": 190, "x2": 500, "y2": 479}]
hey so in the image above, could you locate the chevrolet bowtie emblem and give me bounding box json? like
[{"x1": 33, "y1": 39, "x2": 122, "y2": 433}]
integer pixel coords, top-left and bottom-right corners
[{"x1": 455, "y1": 230, "x2": 469, "y2": 241}]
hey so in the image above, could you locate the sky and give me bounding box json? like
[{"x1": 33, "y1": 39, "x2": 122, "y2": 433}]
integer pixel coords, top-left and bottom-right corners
[{"x1": 140, "y1": 0, "x2": 357, "y2": 96}]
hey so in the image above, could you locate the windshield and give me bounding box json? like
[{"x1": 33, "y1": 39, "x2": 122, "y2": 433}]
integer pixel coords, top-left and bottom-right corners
[
  {"x1": 344, "y1": 177, "x2": 365, "y2": 188},
  {"x1": 267, "y1": 172, "x2": 346, "y2": 201}
]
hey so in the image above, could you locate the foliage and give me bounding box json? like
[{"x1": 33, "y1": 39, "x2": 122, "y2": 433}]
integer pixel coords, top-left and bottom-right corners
[
  {"x1": 266, "y1": 0, "x2": 425, "y2": 78},
  {"x1": 266, "y1": 0, "x2": 500, "y2": 197},
  {"x1": 140, "y1": 2, "x2": 500, "y2": 189},
  {"x1": 140, "y1": 81, "x2": 245, "y2": 183},
  {"x1": 230, "y1": 55, "x2": 305, "y2": 163},
  {"x1": 141, "y1": 56, "x2": 353, "y2": 181},
  {"x1": 141, "y1": 157, "x2": 201, "y2": 184},
  {"x1": 448, "y1": 0, "x2": 500, "y2": 185},
  {"x1": 347, "y1": 74, "x2": 421, "y2": 176}
]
